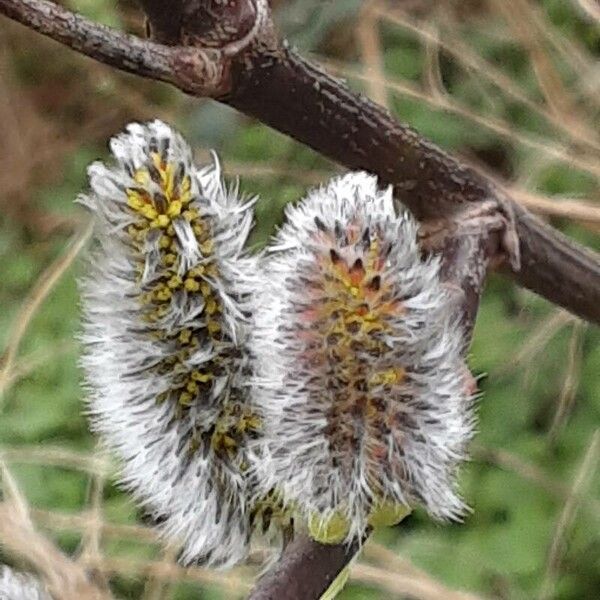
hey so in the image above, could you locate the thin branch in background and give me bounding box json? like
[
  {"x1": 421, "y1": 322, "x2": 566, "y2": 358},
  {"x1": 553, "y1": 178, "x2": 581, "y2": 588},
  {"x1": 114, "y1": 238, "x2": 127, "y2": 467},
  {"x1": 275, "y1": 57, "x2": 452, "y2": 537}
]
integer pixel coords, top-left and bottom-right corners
[
  {"x1": 491, "y1": 0, "x2": 577, "y2": 121},
  {"x1": 0, "y1": 341, "x2": 75, "y2": 394},
  {"x1": 538, "y1": 430, "x2": 600, "y2": 600},
  {"x1": 496, "y1": 310, "x2": 575, "y2": 377},
  {"x1": 0, "y1": 446, "x2": 111, "y2": 476},
  {"x1": 362, "y1": 543, "x2": 484, "y2": 600},
  {"x1": 99, "y1": 556, "x2": 250, "y2": 597},
  {"x1": 356, "y1": 0, "x2": 389, "y2": 108},
  {"x1": 30, "y1": 507, "x2": 160, "y2": 545},
  {"x1": 376, "y1": 5, "x2": 600, "y2": 155},
  {"x1": 0, "y1": 221, "x2": 92, "y2": 402},
  {"x1": 522, "y1": 0, "x2": 600, "y2": 107},
  {"x1": 77, "y1": 446, "x2": 111, "y2": 593},
  {"x1": 351, "y1": 562, "x2": 484, "y2": 600},
  {"x1": 473, "y1": 444, "x2": 600, "y2": 521},
  {"x1": 141, "y1": 545, "x2": 179, "y2": 600},
  {"x1": 421, "y1": 21, "x2": 446, "y2": 101},
  {"x1": 0, "y1": 462, "x2": 112, "y2": 600},
  {"x1": 220, "y1": 160, "x2": 600, "y2": 230},
  {"x1": 548, "y1": 321, "x2": 586, "y2": 444},
  {"x1": 510, "y1": 191, "x2": 600, "y2": 226}
]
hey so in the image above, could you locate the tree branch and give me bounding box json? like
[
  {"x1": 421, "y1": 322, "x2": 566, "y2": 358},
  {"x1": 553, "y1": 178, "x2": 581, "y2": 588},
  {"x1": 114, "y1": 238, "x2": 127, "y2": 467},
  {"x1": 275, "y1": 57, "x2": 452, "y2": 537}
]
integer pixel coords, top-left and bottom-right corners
[
  {"x1": 248, "y1": 534, "x2": 361, "y2": 600},
  {"x1": 0, "y1": 0, "x2": 237, "y2": 96},
  {"x1": 0, "y1": 0, "x2": 175, "y2": 82},
  {"x1": 2, "y1": 0, "x2": 597, "y2": 322}
]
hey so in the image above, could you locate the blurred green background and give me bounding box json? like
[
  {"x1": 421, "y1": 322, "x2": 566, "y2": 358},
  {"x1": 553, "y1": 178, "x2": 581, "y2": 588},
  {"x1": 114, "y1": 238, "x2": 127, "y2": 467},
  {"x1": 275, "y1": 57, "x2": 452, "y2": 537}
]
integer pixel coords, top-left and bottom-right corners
[{"x1": 0, "y1": 1, "x2": 599, "y2": 599}]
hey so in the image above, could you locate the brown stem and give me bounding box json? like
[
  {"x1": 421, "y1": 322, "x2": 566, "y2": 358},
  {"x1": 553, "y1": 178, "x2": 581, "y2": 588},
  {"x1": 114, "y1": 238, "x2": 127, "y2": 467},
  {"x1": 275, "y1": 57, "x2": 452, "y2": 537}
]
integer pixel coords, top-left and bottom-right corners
[
  {"x1": 0, "y1": 0, "x2": 175, "y2": 81},
  {"x1": 248, "y1": 534, "x2": 360, "y2": 600},
  {"x1": 0, "y1": 0, "x2": 233, "y2": 96}
]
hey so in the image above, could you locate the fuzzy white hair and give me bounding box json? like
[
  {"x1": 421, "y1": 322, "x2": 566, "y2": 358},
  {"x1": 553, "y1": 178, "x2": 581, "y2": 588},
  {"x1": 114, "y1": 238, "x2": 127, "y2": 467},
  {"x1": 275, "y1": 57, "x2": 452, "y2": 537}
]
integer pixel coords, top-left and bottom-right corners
[
  {"x1": 79, "y1": 120, "x2": 260, "y2": 567},
  {"x1": 0, "y1": 567, "x2": 50, "y2": 600},
  {"x1": 251, "y1": 172, "x2": 476, "y2": 542}
]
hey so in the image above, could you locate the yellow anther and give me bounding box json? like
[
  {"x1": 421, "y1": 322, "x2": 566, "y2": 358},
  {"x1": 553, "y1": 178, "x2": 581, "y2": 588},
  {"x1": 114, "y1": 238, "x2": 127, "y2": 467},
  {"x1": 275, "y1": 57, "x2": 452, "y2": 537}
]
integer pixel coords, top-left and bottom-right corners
[
  {"x1": 159, "y1": 235, "x2": 171, "y2": 249},
  {"x1": 223, "y1": 435, "x2": 237, "y2": 449},
  {"x1": 179, "y1": 391, "x2": 193, "y2": 406},
  {"x1": 186, "y1": 380, "x2": 198, "y2": 394},
  {"x1": 163, "y1": 253, "x2": 176, "y2": 266},
  {"x1": 157, "y1": 304, "x2": 170, "y2": 318},
  {"x1": 370, "y1": 367, "x2": 405, "y2": 387},
  {"x1": 181, "y1": 175, "x2": 191, "y2": 195},
  {"x1": 191, "y1": 371, "x2": 212, "y2": 383},
  {"x1": 184, "y1": 278, "x2": 200, "y2": 292},
  {"x1": 179, "y1": 329, "x2": 192, "y2": 344},
  {"x1": 193, "y1": 223, "x2": 204, "y2": 236},
  {"x1": 167, "y1": 199, "x2": 182, "y2": 218},
  {"x1": 154, "y1": 287, "x2": 172, "y2": 302},
  {"x1": 188, "y1": 265, "x2": 205, "y2": 278},
  {"x1": 200, "y1": 239, "x2": 214, "y2": 255},
  {"x1": 126, "y1": 192, "x2": 145, "y2": 211},
  {"x1": 205, "y1": 263, "x2": 219, "y2": 278},
  {"x1": 183, "y1": 209, "x2": 198, "y2": 222},
  {"x1": 164, "y1": 163, "x2": 175, "y2": 197},
  {"x1": 206, "y1": 297, "x2": 218, "y2": 315},
  {"x1": 154, "y1": 214, "x2": 170, "y2": 228},
  {"x1": 207, "y1": 321, "x2": 221, "y2": 335},
  {"x1": 200, "y1": 281, "x2": 211, "y2": 296},
  {"x1": 167, "y1": 275, "x2": 183, "y2": 290},
  {"x1": 133, "y1": 168, "x2": 150, "y2": 186},
  {"x1": 167, "y1": 224, "x2": 175, "y2": 236}
]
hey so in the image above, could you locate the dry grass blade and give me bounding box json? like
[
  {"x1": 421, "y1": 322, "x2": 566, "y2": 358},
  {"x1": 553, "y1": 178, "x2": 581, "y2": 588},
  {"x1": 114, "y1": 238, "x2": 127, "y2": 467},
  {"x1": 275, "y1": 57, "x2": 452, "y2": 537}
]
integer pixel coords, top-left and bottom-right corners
[
  {"x1": 0, "y1": 221, "x2": 92, "y2": 400},
  {"x1": 364, "y1": 541, "x2": 425, "y2": 578},
  {"x1": 77, "y1": 446, "x2": 111, "y2": 593},
  {"x1": 496, "y1": 310, "x2": 574, "y2": 376},
  {"x1": 30, "y1": 507, "x2": 160, "y2": 544},
  {"x1": 518, "y1": 0, "x2": 600, "y2": 106},
  {"x1": 0, "y1": 341, "x2": 76, "y2": 394},
  {"x1": 511, "y1": 190, "x2": 600, "y2": 225},
  {"x1": 141, "y1": 545, "x2": 179, "y2": 600},
  {"x1": 491, "y1": 0, "x2": 576, "y2": 119},
  {"x1": 98, "y1": 557, "x2": 250, "y2": 596},
  {"x1": 351, "y1": 562, "x2": 484, "y2": 600},
  {"x1": 356, "y1": 0, "x2": 389, "y2": 108},
  {"x1": 548, "y1": 321, "x2": 586, "y2": 443},
  {"x1": 538, "y1": 430, "x2": 600, "y2": 600},
  {"x1": 474, "y1": 444, "x2": 600, "y2": 520},
  {"x1": 0, "y1": 446, "x2": 112, "y2": 476},
  {"x1": 376, "y1": 5, "x2": 600, "y2": 153},
  {"x1": 0, "y1": 462, "x2": 111, "y2": 600}
]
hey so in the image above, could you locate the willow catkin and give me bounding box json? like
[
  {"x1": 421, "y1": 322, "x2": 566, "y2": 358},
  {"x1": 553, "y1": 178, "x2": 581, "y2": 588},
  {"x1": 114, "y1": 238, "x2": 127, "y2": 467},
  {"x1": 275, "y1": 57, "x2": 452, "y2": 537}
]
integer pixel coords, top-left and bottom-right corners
[
  {"x1": 0, "y1": 567, "x2": 51, "y2": 600},
  {"x1": 79, "y1": 121, "x2": 260, "y2": 567},
  {"x1": 252, "y1": 172, "x2": 476, "y2": 544}
]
